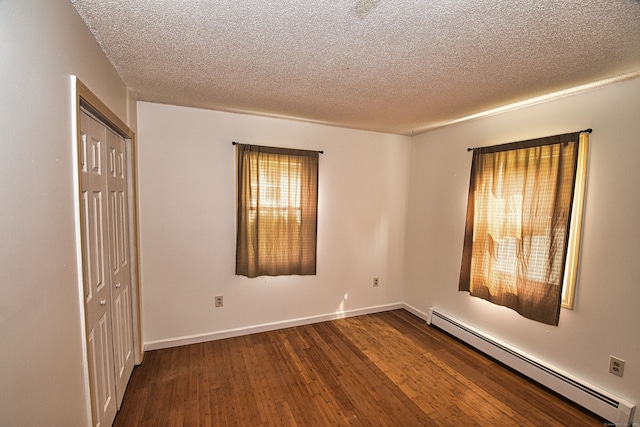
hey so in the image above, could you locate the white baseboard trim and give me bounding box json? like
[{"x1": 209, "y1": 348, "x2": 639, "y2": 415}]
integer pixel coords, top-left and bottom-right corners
[
  {"x1": 401, "y1": 303, "x2": 430, "y2": 321},
  {"x1": 144, "y1": 302, "x2": 405, "y2": 351}
]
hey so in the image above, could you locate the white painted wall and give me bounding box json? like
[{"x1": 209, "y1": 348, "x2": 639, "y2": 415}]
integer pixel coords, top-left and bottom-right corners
[
  {"x1": 136, "y1": 102, "x2": 411, "y2": 347},
  {"x1": 0, "y1": 0, "x2": 135, "y2": 425},
  {"x1": 405, "y1": 77, "x2": 640, "y2": 410}
]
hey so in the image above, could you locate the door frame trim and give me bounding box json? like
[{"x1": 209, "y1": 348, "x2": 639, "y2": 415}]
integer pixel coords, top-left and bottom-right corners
[{"x1": 72, "y1": 77, "x2": 143, "y2": 367}]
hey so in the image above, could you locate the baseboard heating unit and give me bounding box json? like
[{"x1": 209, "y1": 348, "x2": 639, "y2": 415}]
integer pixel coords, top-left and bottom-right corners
[{"x1": 426, "y1": 308, "x2": 636, "y2": 425}]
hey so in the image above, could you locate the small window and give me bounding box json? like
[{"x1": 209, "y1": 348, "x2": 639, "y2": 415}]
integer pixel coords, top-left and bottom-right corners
[
  {"x1": 459, "y1": 131, "x2": 589, "y2": 325},
  {"x1": 235, "y1": 144, "x2": 319, "y2": 278}
]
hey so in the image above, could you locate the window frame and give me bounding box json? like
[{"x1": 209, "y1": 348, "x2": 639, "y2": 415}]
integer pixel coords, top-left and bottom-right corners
[{"x1": 561, "y1": 133, "x2": 589, "y2": 309}]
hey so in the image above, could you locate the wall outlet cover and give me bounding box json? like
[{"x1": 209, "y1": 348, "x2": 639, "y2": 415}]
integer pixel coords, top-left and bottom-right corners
[{"x1": 609, "y1": 356, "x2": 625, "y2": 378}]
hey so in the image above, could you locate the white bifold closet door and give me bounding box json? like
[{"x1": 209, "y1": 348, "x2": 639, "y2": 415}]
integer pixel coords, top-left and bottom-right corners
[{"x1": 80, "y1": 110, "x2": 134, "y2": 427}]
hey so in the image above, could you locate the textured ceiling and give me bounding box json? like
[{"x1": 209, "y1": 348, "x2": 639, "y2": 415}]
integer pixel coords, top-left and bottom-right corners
[{"x1": 71, "y1": 0, "x2": 640, "y2": 135}]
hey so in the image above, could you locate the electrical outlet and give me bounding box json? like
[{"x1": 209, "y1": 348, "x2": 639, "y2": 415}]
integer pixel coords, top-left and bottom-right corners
[
  {"x1": 215, "y1": 295, "x2": 224, "y2": 308},
  {"x1": 609, "y1": 356, "x2": 625, "y2": 378},
  {"x1": 373, "y1": 277, "x2": 379, "y2": 287}
]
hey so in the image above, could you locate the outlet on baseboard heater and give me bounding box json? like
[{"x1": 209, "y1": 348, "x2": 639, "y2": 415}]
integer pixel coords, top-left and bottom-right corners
[{"x1": 426, "y1": 308, "x2": 636, "y2": 425}]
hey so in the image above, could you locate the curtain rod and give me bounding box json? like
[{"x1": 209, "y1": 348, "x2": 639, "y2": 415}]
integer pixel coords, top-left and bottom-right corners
[
  {"x1": 466, "y1": 128, "x2": 592, "y2": 152},
  {"x1": 232, "y1": 141, "x2": 324, "y2": 154}
]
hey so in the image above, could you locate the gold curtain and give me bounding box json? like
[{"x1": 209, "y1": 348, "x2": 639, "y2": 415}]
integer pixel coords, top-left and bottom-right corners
[
  {"x1": 459, "y1": 132, "x2": 583, "y2": 325},
  {"x1": 236, "y1": 144, "x2": 318, "y2": 278}
]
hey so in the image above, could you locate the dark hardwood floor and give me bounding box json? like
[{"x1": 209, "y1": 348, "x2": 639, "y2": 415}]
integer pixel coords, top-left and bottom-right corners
[{"x1": 114, "y1": 309, "x2": 606, "y2": 426}]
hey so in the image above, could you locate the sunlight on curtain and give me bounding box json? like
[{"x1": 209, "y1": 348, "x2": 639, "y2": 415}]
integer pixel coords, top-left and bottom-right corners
[
  {"x1": 236, "y1": 144, "x2": 318, "y2": 278},
  {"x1": 459, "y1": 132, "x2": 587, "y2": 325}
]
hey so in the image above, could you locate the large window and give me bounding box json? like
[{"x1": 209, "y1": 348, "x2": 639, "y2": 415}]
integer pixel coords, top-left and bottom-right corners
[
  {"x1": 459, "y1": 131, "x2": 589, "y2": 325},
  {"x1": 235, "y1": 144, "x2": 319, "y2": 278}
]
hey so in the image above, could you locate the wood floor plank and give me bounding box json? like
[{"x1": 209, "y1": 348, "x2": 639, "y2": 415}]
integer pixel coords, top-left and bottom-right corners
[{"x1": 114, "y1": 309, "x2": 606, "y2": 426}]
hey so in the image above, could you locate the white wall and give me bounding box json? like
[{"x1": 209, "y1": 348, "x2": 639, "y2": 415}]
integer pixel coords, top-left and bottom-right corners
[
  {"x1": 405, "y1": 77, "x2": 640, "y2": 410},
  {"x1": 0, "y1": 0, "x2": 136, "y2": 425},
  {"x1": 137, "y1": 103, "x2": 411, "y2": 347}
]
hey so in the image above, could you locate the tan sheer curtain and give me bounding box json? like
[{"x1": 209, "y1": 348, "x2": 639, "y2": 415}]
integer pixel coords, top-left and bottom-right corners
[
  {"x1": 236, "y1": 144, "x2": 318, "y2": 278},
  {"x1": 459, "y1": 132, "x2": 582, "y2": 325}
]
